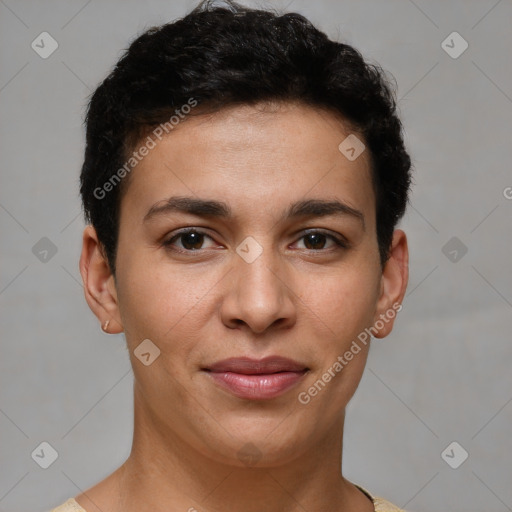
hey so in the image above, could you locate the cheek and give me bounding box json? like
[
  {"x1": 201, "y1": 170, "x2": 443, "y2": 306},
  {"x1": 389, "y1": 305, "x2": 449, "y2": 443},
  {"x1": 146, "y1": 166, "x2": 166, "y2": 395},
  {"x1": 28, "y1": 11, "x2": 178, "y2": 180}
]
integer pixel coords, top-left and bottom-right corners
[
  {"x1": 299, "y1": 265, "x2": 379, "y2": 343},
  {"x1": 116, "y1": 263, "x2": 206, "y2": 416},
  {"x1": 294, "y1": 271, "x2": 377, "y2": 418},
  {"x1": 115, "y1": 249, "x2": 225, "y2": 368},
  {"x1": 115, "y1": 252, "x2": 195, "y2": 347}
]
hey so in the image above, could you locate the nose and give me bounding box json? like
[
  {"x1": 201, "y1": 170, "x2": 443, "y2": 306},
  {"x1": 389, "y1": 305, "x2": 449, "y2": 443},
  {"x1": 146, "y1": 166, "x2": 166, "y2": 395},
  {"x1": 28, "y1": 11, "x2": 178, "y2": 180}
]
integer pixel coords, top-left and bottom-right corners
[{"x1": 220, "y1": 246, "x2": 297, "y2": 334}]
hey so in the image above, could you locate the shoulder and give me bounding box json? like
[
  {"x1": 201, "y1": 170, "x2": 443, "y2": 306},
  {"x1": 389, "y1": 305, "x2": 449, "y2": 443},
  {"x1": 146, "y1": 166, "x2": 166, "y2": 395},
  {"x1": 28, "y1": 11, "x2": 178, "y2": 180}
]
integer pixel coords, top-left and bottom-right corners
[
  {"x1": 49, "y1": 498, "x2": 87, "y2": 512},
  {"x1": 373, "y1": 496, "x2": 407, "y2": 512},
  {"x1": 51, "y1": 489, "x2": 406, "y2": 512},
  {"x1": 355, "y1": 484, "x2": 406, "y2": 512}
]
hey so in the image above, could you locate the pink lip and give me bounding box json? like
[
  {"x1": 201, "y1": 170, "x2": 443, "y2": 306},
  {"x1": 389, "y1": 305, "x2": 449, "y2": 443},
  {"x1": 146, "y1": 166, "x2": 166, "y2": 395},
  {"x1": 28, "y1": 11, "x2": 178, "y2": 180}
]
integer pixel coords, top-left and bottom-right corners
[{"x1": 203, "y1": 356, "x2": 309, "y2": 400}]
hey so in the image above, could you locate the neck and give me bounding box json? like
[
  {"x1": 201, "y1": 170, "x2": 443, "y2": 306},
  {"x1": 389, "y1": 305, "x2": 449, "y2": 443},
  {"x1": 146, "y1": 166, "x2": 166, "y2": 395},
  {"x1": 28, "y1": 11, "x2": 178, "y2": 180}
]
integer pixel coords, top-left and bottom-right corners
[{"x1": 93, "y1": 388, "x2": 374, "y2": 512}]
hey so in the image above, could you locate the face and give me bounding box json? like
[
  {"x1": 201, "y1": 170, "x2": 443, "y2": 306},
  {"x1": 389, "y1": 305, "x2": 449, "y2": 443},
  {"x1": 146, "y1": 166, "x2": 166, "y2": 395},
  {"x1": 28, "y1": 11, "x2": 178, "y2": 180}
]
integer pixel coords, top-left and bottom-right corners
[{"x1": 81, "y1": 102, "x2": 408, "y2": 467}]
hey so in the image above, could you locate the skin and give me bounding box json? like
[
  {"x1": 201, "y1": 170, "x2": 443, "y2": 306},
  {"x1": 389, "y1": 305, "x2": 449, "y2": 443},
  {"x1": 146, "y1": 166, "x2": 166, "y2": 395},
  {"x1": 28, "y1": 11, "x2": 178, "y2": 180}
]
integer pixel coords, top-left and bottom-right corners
[{"x1": 78, "y1": 101, "x2": 408, "y2": 512}]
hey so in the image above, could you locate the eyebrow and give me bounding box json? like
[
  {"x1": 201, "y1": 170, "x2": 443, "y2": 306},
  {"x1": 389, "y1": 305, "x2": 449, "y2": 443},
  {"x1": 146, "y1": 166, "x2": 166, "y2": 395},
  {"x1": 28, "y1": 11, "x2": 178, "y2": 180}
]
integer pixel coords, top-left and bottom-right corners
[{"x1": 143, "y1": 196, "x2": 365, "y2": 230}]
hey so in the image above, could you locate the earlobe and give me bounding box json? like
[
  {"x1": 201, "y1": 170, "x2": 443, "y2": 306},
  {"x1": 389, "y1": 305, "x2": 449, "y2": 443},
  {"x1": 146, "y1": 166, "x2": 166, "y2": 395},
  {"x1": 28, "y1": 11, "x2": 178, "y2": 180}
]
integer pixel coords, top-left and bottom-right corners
[
  {"x1": 79, "y1": 225, "x2": 124, "y2": 334},
  {"x1": 372, "y1": 229, "x2": 409, "y2": 339}
]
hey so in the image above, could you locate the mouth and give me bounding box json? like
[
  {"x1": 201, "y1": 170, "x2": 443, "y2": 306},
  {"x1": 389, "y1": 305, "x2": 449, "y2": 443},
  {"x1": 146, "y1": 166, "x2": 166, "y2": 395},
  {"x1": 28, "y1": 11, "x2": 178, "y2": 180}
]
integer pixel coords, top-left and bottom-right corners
[{"x1": 202, "y1": 356, "x2": 309, "y2": 400}]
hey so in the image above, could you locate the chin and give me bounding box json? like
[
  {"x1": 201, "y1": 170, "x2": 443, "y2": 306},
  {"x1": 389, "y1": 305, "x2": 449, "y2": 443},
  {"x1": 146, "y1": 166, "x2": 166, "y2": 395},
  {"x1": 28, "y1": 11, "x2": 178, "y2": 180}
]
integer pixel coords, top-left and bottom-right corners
[{"x1": 196, "y1": 421, "x2": 312, "y2": 468}]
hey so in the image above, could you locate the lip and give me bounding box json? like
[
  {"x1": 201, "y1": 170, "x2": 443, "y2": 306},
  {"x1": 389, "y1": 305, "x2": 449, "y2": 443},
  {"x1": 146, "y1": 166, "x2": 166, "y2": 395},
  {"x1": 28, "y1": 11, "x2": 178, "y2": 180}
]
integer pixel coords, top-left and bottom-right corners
[{"x1": 203, "y1": 356, "x2": 309, "y2": 400}]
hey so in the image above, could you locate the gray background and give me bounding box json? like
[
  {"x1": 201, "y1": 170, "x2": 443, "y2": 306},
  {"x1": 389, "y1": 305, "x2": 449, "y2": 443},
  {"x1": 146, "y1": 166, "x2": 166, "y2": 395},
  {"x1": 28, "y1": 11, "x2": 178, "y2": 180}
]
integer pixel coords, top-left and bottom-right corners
[{"x1": 1, "y1": 0, "x2": 511, "y2": 511}]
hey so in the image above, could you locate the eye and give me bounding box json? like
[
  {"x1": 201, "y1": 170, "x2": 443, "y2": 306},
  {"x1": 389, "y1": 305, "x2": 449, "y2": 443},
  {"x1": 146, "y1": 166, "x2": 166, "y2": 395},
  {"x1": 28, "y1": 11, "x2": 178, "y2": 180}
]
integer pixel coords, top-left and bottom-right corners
[
  {"x1": 162, "y1": 228, "x2": 349, "y2": 254},
  {"x1": 163, "y1": 229, "x2": 218, "y2": 251},
  {"x1": 293, "y1": 230, "x2": 348, "y2": 251}
]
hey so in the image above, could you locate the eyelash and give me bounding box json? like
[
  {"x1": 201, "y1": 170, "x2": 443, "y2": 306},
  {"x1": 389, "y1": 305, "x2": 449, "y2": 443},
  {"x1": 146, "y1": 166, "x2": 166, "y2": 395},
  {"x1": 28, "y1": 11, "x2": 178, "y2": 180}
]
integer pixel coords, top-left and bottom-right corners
[{"x1": 162, "y1": 228, "x2": 349, "y2": 253}]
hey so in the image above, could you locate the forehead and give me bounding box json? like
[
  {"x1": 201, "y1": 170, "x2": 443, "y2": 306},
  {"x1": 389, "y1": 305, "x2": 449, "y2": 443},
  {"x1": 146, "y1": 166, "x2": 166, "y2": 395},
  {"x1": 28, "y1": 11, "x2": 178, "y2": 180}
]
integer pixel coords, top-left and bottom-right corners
[{"x1": 119, "y1": 102, "x2": 375, "y2": 227}]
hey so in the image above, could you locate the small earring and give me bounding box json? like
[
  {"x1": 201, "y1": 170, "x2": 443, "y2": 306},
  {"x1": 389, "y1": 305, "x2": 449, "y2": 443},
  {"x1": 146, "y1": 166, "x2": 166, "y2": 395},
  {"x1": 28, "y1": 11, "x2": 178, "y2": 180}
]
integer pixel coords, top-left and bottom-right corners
[{"x1": 102, "y1": 320, "x2": 110, "y2": 332}]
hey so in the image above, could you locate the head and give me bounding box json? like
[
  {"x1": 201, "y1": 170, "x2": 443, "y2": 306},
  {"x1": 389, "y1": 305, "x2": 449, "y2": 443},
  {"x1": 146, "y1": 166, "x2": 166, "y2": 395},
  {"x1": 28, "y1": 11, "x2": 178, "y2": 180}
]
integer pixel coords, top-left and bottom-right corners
[{"x1": 79, "y1": 0, "x2": 411, "y2": 466}]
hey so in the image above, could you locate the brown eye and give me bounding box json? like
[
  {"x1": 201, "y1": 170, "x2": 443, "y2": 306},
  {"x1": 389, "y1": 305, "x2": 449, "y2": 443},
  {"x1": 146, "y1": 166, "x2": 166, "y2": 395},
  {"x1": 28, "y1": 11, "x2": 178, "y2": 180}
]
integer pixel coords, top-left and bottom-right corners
[
  {"x1": 303, "y1": 233, "x2": 328, "y2": 250},
  {"x1": 163, "y1": 229, "x2": 216, "y2": 251},
  {"x1": 179, "y1": 232, "x2": 204, "y2": 250},
  {"x1": 295, "y1": 230, "x2": 348, "y2": 251}
]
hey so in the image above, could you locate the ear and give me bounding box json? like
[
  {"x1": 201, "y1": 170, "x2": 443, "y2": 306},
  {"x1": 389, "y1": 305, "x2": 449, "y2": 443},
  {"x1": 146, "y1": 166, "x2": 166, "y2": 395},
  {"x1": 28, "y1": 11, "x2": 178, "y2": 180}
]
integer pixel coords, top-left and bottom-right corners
[
  {"x1": 371, "y1": 229, "x2": 409, "y2": 339},
  {"x1": 79, "y1": 225, "x2": 123, "y2": 334}
]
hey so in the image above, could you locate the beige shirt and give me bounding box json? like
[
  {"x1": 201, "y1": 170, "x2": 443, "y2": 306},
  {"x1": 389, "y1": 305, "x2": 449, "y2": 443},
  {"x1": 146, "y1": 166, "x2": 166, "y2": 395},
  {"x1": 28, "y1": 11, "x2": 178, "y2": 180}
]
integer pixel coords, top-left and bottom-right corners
[{"x1": 49, "y1": 485, "x2": 406, "y2": 511}]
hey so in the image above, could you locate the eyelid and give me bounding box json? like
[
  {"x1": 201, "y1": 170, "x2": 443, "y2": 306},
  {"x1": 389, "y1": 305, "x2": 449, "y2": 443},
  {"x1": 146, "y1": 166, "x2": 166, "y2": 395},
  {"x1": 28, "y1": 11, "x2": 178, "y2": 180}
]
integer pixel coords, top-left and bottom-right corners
[
  {"x1": 162, "y1": 227, "x2": 350, "y2": 252},
  {"x1": 299, "y1": 228, "x2": 350, "y2": 246},
  {"x1": 163, "y1": 227, "x2": 218, "y2": 250},
  {"x1": 293, "y1": 229, "x2": 350, "y2": 251}
]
